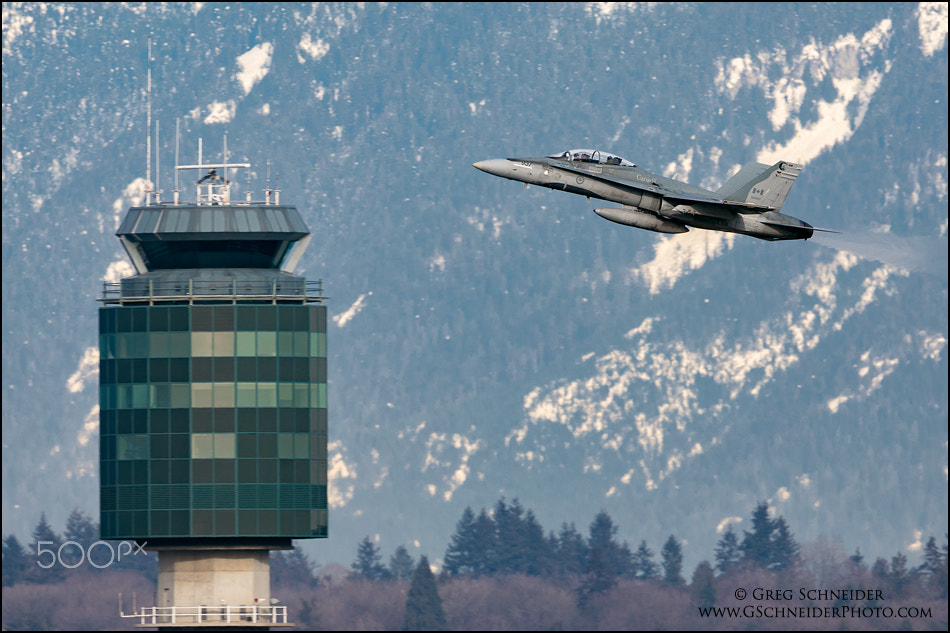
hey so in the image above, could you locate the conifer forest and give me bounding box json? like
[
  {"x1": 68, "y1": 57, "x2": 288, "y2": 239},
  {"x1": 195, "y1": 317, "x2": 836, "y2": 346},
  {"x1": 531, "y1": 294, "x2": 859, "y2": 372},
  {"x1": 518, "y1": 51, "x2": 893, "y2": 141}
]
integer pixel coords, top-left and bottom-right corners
[{"x1": 2, "y1": 500, "x2": 947, "y2": 630}]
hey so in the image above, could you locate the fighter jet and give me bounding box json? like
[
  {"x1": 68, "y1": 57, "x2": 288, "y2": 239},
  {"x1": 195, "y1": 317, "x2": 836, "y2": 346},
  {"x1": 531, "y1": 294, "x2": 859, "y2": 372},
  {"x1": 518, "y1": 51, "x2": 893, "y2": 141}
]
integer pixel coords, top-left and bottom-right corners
[{"x1": 474, "y1": 149, "x2": 833, "y2": 241}]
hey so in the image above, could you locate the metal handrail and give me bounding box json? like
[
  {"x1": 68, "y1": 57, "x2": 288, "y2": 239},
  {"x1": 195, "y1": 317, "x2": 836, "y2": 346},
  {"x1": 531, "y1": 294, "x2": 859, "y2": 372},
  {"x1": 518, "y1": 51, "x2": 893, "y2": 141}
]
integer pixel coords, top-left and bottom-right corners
[
  {"x1": 100, "y1": 279, "x2": 324, "y2": 305},
  {"x1": 121, "y1": 604, "x2": 289, "y2": 625}
]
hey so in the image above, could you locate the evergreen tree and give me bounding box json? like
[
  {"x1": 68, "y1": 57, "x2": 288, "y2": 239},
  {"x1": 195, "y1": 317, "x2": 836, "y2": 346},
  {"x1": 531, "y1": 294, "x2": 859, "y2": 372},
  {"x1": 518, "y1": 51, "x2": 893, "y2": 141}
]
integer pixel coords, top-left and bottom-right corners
[
  {"x1": 271, "y1": 548, "x2": 317, "y2": 588},
  {"x1": 491, "y1": 497, "x2": 524, "y2": 574},
  {"x1": 740, "y1": 502, "x2": 773, "y2": 569},
  {"x1": 849, "y1": 548, "x2": 865, "y2": 568},
  {"x1": 631, "y1": 540, "x2": 659, "y2": 580},
  {"x1": 554, "y1": 522, "x2": 587, "y2": 576},
  {"x1": 871, "y1": 557, "x2": 889, "y2": 581},
  {"x1": 769, "y1": 517, "x2": 799, "y2": 572},
  {"x1": 890, "y1": 551, "x2": 909, "y2": 596},
  {"x1": 577, "y1": 511, "x2": 626, "y2": 607},
  {"x1": 442, "y1": 506, "x2": 477, "y2": 576},
  {"x1": 738, "y1": 502, "x2": 800, "y2": 573},
  {"x1": 352, "y1": 536, "x2": 390, "y2": 581},
  {"x1": 714, "y1": 526, "x2": 742, "y2": 575},
  {"x1": 520, "y1": 509, "x2": 553, "y2": 576},
  {"x1": 403, "y1": 556, "x2": 446, "y2": 631},
  {"x1": 390, "y1": 545, "x2": 415, "y2": 581},
  {"x1": 690, "y1": 561, "x2": 717, "y2": 608},
  {"x1": 661, "y1": 535, "x2": 685, "y2": 586},
  {"x1": 470, "y1": 508, "x2": 497, "y2": 577},
  {"x1": 920, "y1": 535, "x2": 948, "y2": 598},
  {"x1": 29, "y1": 512, "x2": 63, "y2": 583},
  {"x1": 61, "y1": 507, "x2": 98, "y2": 568},
  {"x1": 63, "y1": 507, "x2": 98, "y2": 547},
  {"x1": 2, "y1": 534, "x2": 28, "y2": 586}
]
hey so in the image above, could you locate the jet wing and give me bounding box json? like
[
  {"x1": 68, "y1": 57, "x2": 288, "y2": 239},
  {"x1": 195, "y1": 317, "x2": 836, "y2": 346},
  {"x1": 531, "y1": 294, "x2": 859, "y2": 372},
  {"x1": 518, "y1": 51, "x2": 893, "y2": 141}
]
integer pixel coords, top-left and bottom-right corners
[{"x1": 554, "y1": 162, "x2": 778, "y2": 213}]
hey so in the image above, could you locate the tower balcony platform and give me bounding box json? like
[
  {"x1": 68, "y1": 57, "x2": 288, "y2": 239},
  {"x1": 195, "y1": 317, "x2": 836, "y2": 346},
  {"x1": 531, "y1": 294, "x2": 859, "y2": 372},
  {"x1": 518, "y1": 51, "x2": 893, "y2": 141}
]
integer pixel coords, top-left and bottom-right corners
[{"x1": 100, "y1": 270, "x2": 325, "y2": 306}]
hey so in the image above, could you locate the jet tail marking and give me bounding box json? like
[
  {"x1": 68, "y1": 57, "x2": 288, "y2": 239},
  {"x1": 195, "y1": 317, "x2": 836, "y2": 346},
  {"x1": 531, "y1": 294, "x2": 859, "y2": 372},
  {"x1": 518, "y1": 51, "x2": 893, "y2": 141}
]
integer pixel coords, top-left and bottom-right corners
[{"x1": 717, "y1": 160, "x2": 803, "y2": 210}]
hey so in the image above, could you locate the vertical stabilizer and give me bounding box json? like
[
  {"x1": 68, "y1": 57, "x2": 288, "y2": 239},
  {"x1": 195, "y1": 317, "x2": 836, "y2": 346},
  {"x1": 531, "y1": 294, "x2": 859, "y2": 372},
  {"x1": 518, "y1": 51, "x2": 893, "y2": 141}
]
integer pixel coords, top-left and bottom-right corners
[{"x1": 717, "y1": 161, "x2": 803, "y2": 210}]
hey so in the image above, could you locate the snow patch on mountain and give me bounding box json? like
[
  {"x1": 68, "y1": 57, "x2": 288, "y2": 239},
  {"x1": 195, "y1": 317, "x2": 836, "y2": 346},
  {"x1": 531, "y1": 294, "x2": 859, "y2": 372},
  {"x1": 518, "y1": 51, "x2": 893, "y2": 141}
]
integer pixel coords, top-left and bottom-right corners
[
  {"x1": 235, "y1": 42, "x2": 273, "y2": 95},
  {"x1": 513, "y1": 253, "x2": 910, "y2": 490},
  {"x1": 917, "y1": 2, "x2": 948, "y2": 56}
]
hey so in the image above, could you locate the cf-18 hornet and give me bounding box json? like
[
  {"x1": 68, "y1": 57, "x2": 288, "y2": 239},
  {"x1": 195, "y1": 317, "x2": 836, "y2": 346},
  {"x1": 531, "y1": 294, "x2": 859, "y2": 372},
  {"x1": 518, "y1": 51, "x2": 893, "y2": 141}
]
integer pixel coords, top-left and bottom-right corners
[{"x1": 474, "y1": 149, "x2": 834, "y2": 241}]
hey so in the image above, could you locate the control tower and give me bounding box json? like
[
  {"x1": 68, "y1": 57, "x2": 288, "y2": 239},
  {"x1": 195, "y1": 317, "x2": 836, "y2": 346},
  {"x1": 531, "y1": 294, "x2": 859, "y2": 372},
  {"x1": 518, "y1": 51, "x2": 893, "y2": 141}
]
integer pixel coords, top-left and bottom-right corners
[{"x1": 99, "y1": 146, "x2": 327, "y2": 628}]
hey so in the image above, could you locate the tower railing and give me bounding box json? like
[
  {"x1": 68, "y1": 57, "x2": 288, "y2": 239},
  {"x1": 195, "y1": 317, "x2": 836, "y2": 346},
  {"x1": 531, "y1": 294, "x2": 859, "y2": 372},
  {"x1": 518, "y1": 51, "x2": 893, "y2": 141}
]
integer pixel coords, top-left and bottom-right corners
[
  {"x1": 100, "y1": 279, "x2": 325, "y2": 305},
  {"x1": 121, "y1": 604, "x2": 290, "y2": 627}
]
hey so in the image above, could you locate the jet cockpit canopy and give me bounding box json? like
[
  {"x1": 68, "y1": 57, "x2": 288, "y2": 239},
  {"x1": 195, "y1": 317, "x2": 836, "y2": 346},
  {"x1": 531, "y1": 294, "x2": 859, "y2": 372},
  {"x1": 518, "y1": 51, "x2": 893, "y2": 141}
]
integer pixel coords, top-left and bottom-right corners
[{"x1": 547, "y1": 149, "x2": 636, "y2": 167}]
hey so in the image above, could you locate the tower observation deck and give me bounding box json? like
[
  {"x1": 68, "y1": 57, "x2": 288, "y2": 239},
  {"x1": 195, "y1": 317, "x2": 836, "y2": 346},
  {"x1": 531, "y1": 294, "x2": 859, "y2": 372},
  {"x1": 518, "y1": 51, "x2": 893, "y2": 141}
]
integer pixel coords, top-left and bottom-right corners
[{"x1": 99, "y1": 153, "x2": 327, "y2": 627}]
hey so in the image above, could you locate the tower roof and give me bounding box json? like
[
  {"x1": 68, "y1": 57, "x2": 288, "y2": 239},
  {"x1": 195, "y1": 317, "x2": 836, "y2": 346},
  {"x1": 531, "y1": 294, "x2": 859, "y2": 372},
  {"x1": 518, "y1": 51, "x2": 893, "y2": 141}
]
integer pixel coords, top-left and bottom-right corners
[{"x1": 117, "y1": 203, "x2": 310, "y2": 271}]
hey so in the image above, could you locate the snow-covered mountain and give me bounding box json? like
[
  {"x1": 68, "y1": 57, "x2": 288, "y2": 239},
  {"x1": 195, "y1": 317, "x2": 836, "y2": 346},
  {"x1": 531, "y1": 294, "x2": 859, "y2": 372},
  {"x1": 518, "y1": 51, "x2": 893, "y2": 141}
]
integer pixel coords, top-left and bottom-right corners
[{"x1": 2, "y1": 2, "x2": 947, "y2": 572}]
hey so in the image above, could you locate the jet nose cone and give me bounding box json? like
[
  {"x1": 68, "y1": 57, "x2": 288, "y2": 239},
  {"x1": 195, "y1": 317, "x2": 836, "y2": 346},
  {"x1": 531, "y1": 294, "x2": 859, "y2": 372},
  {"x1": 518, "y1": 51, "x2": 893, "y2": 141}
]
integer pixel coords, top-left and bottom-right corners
[{"x1": 472, "y1": 158, "x2": 514, "y2": 178}]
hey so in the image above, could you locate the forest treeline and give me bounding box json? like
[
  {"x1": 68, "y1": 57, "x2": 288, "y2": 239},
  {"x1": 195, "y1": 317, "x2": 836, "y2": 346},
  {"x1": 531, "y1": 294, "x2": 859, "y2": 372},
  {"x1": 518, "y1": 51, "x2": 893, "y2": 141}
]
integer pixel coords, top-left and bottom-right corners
[{"x1": 2, "y1": 501, "x2": 947, "y2": 630}]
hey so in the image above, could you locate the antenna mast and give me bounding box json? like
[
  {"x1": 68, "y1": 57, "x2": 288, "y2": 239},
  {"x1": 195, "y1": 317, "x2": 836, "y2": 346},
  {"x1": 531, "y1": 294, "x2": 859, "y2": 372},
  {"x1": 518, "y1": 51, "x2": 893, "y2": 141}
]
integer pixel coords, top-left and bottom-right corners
[
  {"x1": 146, "y1": 36, "x2": 152, "y2": 206},
  {"x1": 174, "y1": 118, "x2": 180, "y2": 204},
  {"x1": 154, "y1": 120, "x2": 160, "y2": 203}
]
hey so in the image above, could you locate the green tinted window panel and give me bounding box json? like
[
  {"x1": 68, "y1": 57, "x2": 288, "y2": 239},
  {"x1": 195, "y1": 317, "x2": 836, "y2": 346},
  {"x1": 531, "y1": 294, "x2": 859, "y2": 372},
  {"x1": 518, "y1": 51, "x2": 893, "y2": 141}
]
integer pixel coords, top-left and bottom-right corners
[
  {"x1": 294, "y1": 433, "x2": 309, "y2": 459},
  {"x1": 191, "y1": 332, "x2": 213, "y2": 357},
  {"x1": 311, "y1": 510, "x2": 328, "y2": 536},
  {"x1": 150, "y1": 307, "x2": 169, "y2": 332},
  {"x1": 150, "y1": 485, "x2": 172, "y2": 509},
  {"x1": 215, "y1": 510, "x2": 236, "y2": 536},
  {"x1": 116, "y1": 435, "x2": 149, "y2": 460},
  {"x1": 213, "y1": 307, "x2": 235, "y2": 331},
  {"x1": 310, "y1": 434, "x2": 327, "y2": 459},
  {"x1": 278, "y1": 383, "x2": 294, "y2": 408},
  {"x1": 278, "y1": 332, "x2": 294, "y2": 357},
  {"x1": 149, "y1": 332, "x2": 169, "y2": 357},
  {"x1": 214, "y1": 357, "x2": 235, "y2": 382},
  {"x1": 101, "y1": 487, "x2": 117, "y2": 512},
  {"x1": 192, "y1": 484, "x2": 214, "y2": 509},
  {"x1": 278, "y1": 433, "x2": 294, "y2": 459},
  {"x1": 310, "y1": 460, "x2": 328, "y2": 485},
  {"x1": 258, "y1": 383, "x2": 277, "y2": 407},
  {"x1": 237, "y1": 434, "x2": 257, "y2": 458},
  {"x1": 258, "y1": 332, "x2": 277, "y2": 357},
  {"x1": 169, "y1": 510, "x2": 189, "y2": 534},
  {"x1": 310, "y1": 383, "x2": 328, "y2": 409},
  {"x1": 192, "y1": 306, "x2": 213, "y2": 332},
  {"x1": 168, "y1": 484, "x2": 191, "y2": 509},
  {"x1": 214, "y1": 484, "x2": 236, "y2": 508},
  {"x1": 310, "y1": 333, "x2": 327, "y2": 357},
  {"x1": 100, "y1": 334, "x2": 115, "y2": 360},
  {"x1": 169, "y1": 332, "x2": 190, "y2": 357},
  {"x1": 237, "y1": 382, "x2": 257, "y2": 407},
  {"x1": 310, "y1": 486, "x2": 328, "y2": 508},
  {"x1": 193, "y1": 510, "x2": 213, "y2": 535},
  {"x1": 213, "y1": 382, "x2": 235, "y2": 408},
  {"x1": 214, "y1": 458, "x2": 235, "y2": 483},
  {"x1": 213, "y1": 332, "x2": 234, "y2": 356},
  {"x1": 214, "y1": 409, "x2": 235, "y2": 433},
  {"x1": 150, "y1": 437, "x2": 170, "y2": 460},
  {"x1": 192, "y1": 434, "x2": 214, "y2": 458},
  {"x1": 238, "y1": 510, "x2": 257, "y2": 535},
  {"x1": 149, "y1": 358, "x2": 169, "y2": 383},
  {"x1": 151, "y1": 510, "x2": 170, "y2": 536},
  {"x1": 150, "y1": 384, "x2": 171, "y2": 408},
  {"x1": 236, "y1": 332, "x2": 256, "y2": 356},
  {"x1": 191, "y1": 383, "x2": 213, "y2": 407},
  {"x1": 259, "y1": 510, "x2": 277, "y2": 534}
]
